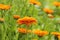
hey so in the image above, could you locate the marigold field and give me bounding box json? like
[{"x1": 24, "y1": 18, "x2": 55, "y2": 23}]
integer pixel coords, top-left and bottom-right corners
[{"x1": 0, "y1": 0, "x2": 60, "y2": 40}]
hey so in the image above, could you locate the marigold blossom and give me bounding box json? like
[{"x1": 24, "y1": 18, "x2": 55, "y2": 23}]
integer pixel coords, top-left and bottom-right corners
[
  {"x1": 57, "y1": 36, "x2": 60, "y2": 39},
  {"x1": 30, "y1": 0, "x2": 41, "y2": 6},
  {"x1": 33, "y1": 30, "x2": 48, "y2": 37},
  {"x1": 51, "y1": 32, "x2": 60, "y2": 40},
  {"x1": 43, "y1": 8, "x2": 54, "y2": 14},
  {"x1": 51, "y1": 32, "x2": 60, "y2": 36},
  {"x1": 18, "y1": 28, "x2": 31, "y2": 34},
  {"x1": 0, "y1": 4, "x2": 11, "y2": 10},
  {"x1": 0, "y1": 18, "x2": 4, "y2": 22},
  {"x1": 53, "y1": 2, "x2": 60, "y2": 7},
  {"x1": 17, "y1": 17, "x2": 37, "y2": 26},
  {"x1": 13, "y1": 15, "x2": 20, "y2": 19}
]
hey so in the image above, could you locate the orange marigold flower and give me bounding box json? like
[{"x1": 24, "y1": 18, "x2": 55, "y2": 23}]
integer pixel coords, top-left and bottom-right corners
[
  {"x1": 18, "y1": 28, "x2": 31, "y2": 34},
  {"x1": 51, "y1": 32, "x2": 60, "y2": 40},
  {"x1": 35, "y1": 1, "x2": 41, "y2": 6},
  {"x1": 43, "y1": 8, "x2": 54, "y2": 14},
  {"x1": 0, "y1": 18, "x2": 4, "y2": 23},
  {"x1": 17, "y1": 17, "x2": 37, "y2": 26},
  {"x1": 51, "y1": 32, "x2": 60, "y2": 36},
  {"x1": 58, "y1": 36, "x2": 60, "y2": 38},
  {"x1": 53, "y1": 2, "x2": 60, "y2": 7},
  {"x1": 0, "y1": 4, "x2": 4, "y2": 9},
  {"x1": 13, "y1": 15, "x2": 20, "y2": 19},
  {"x1": 30, "y1": 0, "x2": 36, "y2": 4},
  {"x1": 30, "y1": 0, "x2": 41, "y2": 6},
  {"x1": 48, "y1": 14, "x2": 54, "y2": 18},
  {"x1": 33, "y1": 30, "x2": 48, "y2": 37},
  {"x1": 57, "y1": 36, "x2": 60, "y2": 39},
  {"x1": 3, "y1": 5, "x2": 10, "y2": 10},
  {"x1": 0, "y1": 4, "x2": 10, "y2": 10}
]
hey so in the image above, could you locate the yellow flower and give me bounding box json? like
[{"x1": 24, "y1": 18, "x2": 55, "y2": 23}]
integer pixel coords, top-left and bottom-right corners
[
  {"x1": 3, "y1": 5, "x2": 10, "y2": 10},
  {"x1": 53, "y1": 2, "x2": 60, "y2": 7},
  {"x1": 57, "y1": 36, "x2": 60, "y2": 40},
  {"x1": 0, "y1": 4, "x2": 11, "y2": 10},
  {"x1": 0, "y1": 4, "x2": 4, "y2": 9},
  {"x1": 35, "y1": 1, "x2": 41, "y2": 6},
  {"x1": 58, "y1": 36, "x2": 60, "y2": 38},
  {"x1": 51, "y1": 32, "x2": 60, "y2": 40},
  {"x1": 33, "y1": 30, "x2": 48, "y2": 37},
  {"x1": 51, "y1": 32, "x2": 60, "y2": 36}
]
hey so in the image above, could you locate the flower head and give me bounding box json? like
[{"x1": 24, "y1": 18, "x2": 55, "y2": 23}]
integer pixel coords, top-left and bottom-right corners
[
  {"x1": 43, "y1": 8, "x2": 54, "y2": 14},
  {"x1": 3, "y1": 5, "x2": 10, "y2": 10},
  {"x1": 30, "y1": 0, "x2": 41, "y2": 6},
  {"x1": 57, "y1": 36, "x2": 60, "y2": 39},
  {"x1": 33, "y1": 30, "x2": 48, "y2": 37},
  {"x1": 53, "y1": 2, "x2": 60, "y2": 7},
  {"x1": 18, "y1": 28, "x2": 31, "y2": 34},
  {"x1": 13, "y1": 15, "x2": 20, "y2": 19},
  {"x1": 51, "y1": 32, "x2": 60, "y2": 36},
  {"x1": 0, "y1": 18, "x2": 4, "y2": 23},
  {"x1": 51, "y1": 32, "x2": 60, "y2": 40},
  {"x1": 17, "y1": 17, "x2": 37, "y2": 26},
  {"x1": 0, "y1": 4, "x2": 11, "y2": 10}
]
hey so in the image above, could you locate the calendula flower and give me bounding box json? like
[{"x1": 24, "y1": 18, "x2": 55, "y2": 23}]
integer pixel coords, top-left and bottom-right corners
[
  {"x1": 0, "y1": 4, "x2": 10, "y2": 10},
  {"x1": 51, "y1": 32, "x2": 60, "y2": 36},
  {"x1": 30, "y1": 0, "x2": 41, "y2": 6},
  {"x1": 13, "y1": 15, "x2": 20, "y2": 19},
  {"x1": 33, "y1": 30, "x2": 48, "y2": 37},
  {"x1": 57, "y1": 36, "x2": 60, "y2": 40},
  {"x1": 51, "y1": 32, "x2": 60, "y2": 40},
  {"x1": 53, "y1": 2, "x2": 60, "y2": 7},
  {"x1": 43, "y1": 8, "x2": 54, "y2": 14},
  {"x1": 0, "y1": 18, "x2": 4, "y2": 23},
  {"x1": 48, "y1": 14, "x2": 54, "y2": 18},
  {"x1": 3, "y1": 5, "x2": 10, "y2": 10},
  {"x1": 0, "y1": 4, "x2": 4, "y2": 9},
  {"x1": 18, "y1": 28, "x2": 31, "y2": 34},
  {"x1": 58, "y1": 36, "x2": 60, "y2": 38},
  {"x1": 17, "y1": 16, "x2": 37, "y2": 26}
]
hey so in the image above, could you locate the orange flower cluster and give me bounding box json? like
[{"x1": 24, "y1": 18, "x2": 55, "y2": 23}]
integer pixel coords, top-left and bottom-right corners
[
  {"x1": 53, "y1": 2, "x2": 60, "y2": 7},
  {"x1": 33, "y1": 30, "x2": 48, "y2": 37},
  {"x1": 43, "y1": 8, "x2": 54, "y2": 14},
  {"x1": 0, "y1": 18, "x2": 4, "y2": 23},
  {"x1": 18, "y1": 28, "x2": 31, "y2": 34},
  {"x1": 17, "y1": 17, "x2": 37, "y2": 26},
  {"x1": 43, "y1": 8, "x2": 54, "y2": 18},
  {"x1": 0, "y1": 4, "x2": 10, "y2": 10},
  {"x1": 30, "y1": 0, "x2": 41, "y2": 6},
  {"x1": 13, "y1": 15, "x2": 20, "y2": 19},
  {"x1": 51, "y1": 32, "x2": 60, "y2": 39}
]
